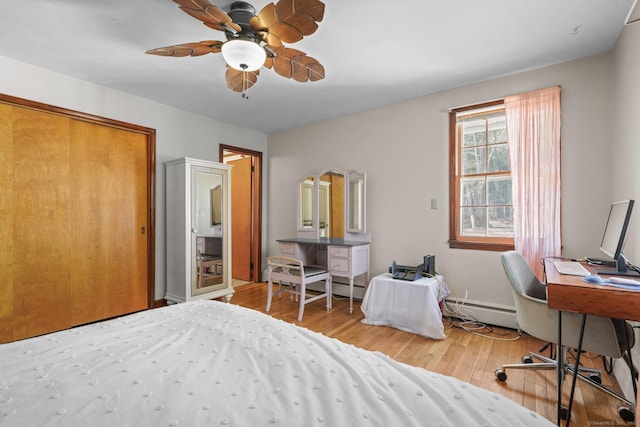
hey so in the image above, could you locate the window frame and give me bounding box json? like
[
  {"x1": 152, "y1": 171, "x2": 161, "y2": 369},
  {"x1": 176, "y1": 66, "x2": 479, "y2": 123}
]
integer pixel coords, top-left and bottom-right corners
[{"x1": 449, "y1": 100, "x2": 515, "y2": 251}]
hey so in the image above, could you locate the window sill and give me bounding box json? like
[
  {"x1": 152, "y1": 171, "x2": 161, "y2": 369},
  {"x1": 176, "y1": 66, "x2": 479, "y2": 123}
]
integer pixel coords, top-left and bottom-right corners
[{"x1": 448, "y1": 240, "x2": 514, "y2": 252}]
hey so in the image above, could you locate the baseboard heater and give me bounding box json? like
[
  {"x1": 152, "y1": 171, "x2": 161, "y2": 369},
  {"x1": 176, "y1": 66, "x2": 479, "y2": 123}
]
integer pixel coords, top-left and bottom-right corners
[{"x1": 444, "y1": 298, "x2": 518, "y2": 330}]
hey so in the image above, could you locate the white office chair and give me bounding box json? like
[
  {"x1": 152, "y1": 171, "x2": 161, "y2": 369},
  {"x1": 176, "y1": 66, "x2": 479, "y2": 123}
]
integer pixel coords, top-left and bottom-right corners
[
  {"x1": 496, "y1": 251, "x2": 636, "y2": 421},
  {"x1": 265, "y1": 256, "x2": 332, "y2": 321}
]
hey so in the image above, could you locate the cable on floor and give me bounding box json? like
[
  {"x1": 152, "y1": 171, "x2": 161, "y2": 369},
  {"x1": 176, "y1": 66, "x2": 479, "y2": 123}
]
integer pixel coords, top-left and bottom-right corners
[{"x1": 441, "y1": 282, "x2": 521, "y2": 342}]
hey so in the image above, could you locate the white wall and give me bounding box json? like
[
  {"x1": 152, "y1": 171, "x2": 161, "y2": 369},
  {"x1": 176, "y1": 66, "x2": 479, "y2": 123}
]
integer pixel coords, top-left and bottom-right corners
[
  {"x1": 612, "y1": 20, "x2": 640, "y2": 401},
  {"x1": 267, "y1": 53, "x2": 615, "y2": 327},
  {"x1": 0, "y1": 55, "x2": 268, "y2": 300},
  {"x1": 613, "y1": 23, "x2": 640, "y2": 262}
]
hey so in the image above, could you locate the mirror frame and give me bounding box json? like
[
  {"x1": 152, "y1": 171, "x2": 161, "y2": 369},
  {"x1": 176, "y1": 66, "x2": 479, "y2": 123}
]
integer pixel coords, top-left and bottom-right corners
[
  {"x1": 298, "y1": 177, "x2": 316, "y2": 233},
  {"x1": 297, "y1": 169, "x2": 369, "y2": 241},
  {"x1": 191, "y1": 163, "x2": 231, "y2": 296},
  {"x1": 346, "y1": 170, "x2": 366, "y2": 234}
]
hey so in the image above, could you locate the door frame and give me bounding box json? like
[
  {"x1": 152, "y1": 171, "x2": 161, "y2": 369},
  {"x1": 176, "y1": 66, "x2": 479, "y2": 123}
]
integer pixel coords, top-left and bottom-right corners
[{"x1": 219, "y1": 144, "x2": 263, "y2": 283}]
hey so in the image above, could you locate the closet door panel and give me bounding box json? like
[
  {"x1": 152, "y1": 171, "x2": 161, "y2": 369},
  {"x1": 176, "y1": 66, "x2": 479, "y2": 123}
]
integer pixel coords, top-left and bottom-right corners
[
  {"x1": 0, "y1": 103, "x2": 17, "y2": 342},
  {"x1": 10, "y1": 107, "x2": 73, "y2": 340},
  {"x1": 69, "y1": 121, "x2": 149, "y2": 325}
]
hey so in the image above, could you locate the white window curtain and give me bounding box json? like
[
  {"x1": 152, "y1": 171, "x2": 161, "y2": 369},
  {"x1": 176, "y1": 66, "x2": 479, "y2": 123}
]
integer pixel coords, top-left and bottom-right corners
[{"x1": 505, "y1": 86, "x2": 562, "y2": 278}]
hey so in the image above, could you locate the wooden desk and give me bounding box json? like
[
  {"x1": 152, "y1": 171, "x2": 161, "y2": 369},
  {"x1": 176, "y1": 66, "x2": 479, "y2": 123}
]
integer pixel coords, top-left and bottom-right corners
[
  {"x1": 545, "y1": 260, "x2": 639, "y2": 424},
  {"x1": 546, "y1": 262, "x2": 640, "y2": 321}
]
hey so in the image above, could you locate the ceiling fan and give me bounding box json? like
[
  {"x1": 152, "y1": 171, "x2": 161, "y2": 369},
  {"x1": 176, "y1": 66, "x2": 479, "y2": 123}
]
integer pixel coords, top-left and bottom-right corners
[{"x1": 146, "y1": 0, "x2": 325, "y2": 97}]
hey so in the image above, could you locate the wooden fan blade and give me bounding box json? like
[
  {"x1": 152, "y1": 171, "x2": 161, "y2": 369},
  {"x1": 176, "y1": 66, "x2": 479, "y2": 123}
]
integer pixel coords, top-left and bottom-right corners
[
  {"x1": 225, "y1": 67, "x2": 260, "y2": 93},
  {"x1": 250, "y1": 4, "x2": 281, "y2": 45},
  {"x1": 276, "y1": 0, "x2": 325, "y2": 23},
  {"x1": 269, "y1": 46, "x2": 325, "y2": 82},
  {"x1": 274, "y1": 0, "x2": 324, "y2": 33},
  {"x1": 252, "y1": 0, "x2": 324, "y2": 44},
  {"x1": 266, "y1": 21, "x2": 306, "y2": 44},
  {"x1": 251, "y1": 3, "x2": 278, "y2": 29},
  {"x1": 146, "y1": 40, "x2": 223, "y2": 57},
  {"x1": 173, "y1": 0, "x2": 242, "y2": 33}
]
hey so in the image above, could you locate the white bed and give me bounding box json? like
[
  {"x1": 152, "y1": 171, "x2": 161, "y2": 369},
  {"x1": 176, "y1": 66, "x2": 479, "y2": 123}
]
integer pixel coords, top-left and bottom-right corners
[{"x1": 0, "y1": 300, "x2": 553, "y2": 426}]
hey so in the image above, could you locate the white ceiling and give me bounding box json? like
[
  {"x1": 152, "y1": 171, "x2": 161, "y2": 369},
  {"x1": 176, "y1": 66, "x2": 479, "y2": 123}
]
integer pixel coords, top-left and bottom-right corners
[{"x1": 0, "y1": 0, "x2": 635, "y2": 134}]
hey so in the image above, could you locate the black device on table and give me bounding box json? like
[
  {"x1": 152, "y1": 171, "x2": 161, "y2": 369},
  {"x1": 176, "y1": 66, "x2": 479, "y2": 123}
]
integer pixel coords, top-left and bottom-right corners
[{"x1": 389, "y1": 255, "x2": 435, "y2": 281}]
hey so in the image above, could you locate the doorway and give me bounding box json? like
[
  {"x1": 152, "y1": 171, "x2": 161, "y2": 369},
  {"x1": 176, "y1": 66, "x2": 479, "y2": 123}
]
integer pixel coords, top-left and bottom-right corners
[{"x1": 220, "y1": 145, "x2": 262, "y2": 285}]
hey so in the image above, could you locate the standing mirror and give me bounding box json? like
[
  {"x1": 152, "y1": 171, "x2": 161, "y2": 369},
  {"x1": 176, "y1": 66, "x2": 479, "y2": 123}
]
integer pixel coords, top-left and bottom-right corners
[
  {"x1": 347, "y1": 170, "x2": 366, "y2": 233},
  {"x1": 194, "y1": 169, "x2": 225, "y2": 293},
  {"x1": 166, "y1": 158, "x2": 233, "y2": 304}
]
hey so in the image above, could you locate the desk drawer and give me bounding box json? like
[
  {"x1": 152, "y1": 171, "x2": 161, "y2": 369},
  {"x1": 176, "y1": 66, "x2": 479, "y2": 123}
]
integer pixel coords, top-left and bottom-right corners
[
  {"x1": 329, "y1": 257, "x2": 350, "y2": 274},
  {"x1": 328, "y1": 246, "x2": 349, "y2": 258},
  {"x1": 279, "y1": 242, "x2": 296, "y2": 256}
]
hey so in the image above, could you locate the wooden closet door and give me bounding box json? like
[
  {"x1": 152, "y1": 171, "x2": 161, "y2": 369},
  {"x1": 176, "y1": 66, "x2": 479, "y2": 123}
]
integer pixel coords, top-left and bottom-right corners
[
  {"x1": 69, "y1": 121, "x2": 149, "y2": 324},
  {"x1": 0, "y1": 100, "x2": 152, "y2": 343},
  {"x1": 0, "y1": 106, "x2": 74, "y2": 341}
]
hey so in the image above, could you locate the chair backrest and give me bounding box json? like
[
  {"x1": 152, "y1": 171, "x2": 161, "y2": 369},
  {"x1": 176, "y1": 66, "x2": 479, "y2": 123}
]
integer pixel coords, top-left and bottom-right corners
[
  {"x1": 267, "y1": 256, "x2": 304, "y2": 282},
  {"x1": 500, "y1": 251, "x2": 547, "y2": 300}
]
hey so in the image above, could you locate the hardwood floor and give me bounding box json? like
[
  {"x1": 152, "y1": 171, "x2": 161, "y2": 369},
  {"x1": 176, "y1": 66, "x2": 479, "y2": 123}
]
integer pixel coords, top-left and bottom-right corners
[{"x1": 229, "y1": 282, "x2": 635, "y2": 426}]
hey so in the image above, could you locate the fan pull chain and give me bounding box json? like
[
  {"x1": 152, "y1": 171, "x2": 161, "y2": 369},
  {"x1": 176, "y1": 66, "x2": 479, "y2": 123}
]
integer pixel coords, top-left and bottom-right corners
[{"x1": 241, "y1": 67, "x2": 249, "y2": 99}]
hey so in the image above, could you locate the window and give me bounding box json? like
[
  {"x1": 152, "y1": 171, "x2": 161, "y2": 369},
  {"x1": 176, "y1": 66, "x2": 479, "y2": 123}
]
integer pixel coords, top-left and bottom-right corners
[{"x1": 449, "y1": 101, "x2": 514, "y2": 251}]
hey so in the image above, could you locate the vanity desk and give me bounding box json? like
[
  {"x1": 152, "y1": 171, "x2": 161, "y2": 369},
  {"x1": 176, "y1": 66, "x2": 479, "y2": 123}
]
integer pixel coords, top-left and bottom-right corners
[
  {"x1": 279, "y1": 169, "x2": 371, "y2": 314},
  {"x1": 277, "y1": 237, "x2": 370, "y2": 314}
]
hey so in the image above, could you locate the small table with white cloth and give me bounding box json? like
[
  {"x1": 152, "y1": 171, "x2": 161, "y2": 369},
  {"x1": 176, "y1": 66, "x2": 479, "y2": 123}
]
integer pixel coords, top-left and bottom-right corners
[{"x1": 361, "y1": 273, "x2": 449, "y2": 339}]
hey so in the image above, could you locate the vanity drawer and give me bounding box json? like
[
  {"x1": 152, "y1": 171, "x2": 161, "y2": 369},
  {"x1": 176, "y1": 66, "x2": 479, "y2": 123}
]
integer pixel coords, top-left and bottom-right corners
[
  {"x1": 279, "y1": 242, "x2": 296, "y2": 256},
  {"x1": 329, "y1": 257, "x2": 350, "y2": 274},
  {"x1": 328, "y1": 246, "x2": 349, "y2": 258}
]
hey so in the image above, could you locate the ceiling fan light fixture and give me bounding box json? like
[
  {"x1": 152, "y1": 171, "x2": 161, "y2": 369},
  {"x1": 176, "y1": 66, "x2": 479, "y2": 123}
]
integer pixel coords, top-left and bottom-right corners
[{"x1": 221, "y1": 39, "x2": 266, "y2": 72}]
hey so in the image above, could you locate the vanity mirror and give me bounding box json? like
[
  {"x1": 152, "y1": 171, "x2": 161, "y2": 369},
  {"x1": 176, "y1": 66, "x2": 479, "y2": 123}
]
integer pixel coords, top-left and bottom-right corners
[
  {"x1": 298, "y1": 177, "x2": 314, "y2": 231},
  {"x1": 296, "y1": 169, "x2": 368, "y2": 240},
  {"x1": 318, "y1": 170, "x2": 344, "y2": 238},
  {"x1": 347, "y1": 170, "x2": 366, "y2": 233}
]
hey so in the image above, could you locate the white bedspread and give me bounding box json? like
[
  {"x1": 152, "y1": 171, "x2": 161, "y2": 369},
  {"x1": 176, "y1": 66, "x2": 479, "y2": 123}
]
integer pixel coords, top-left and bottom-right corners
[{"x1": 0, "y1": 300, "x2": 553, "y2": 426}]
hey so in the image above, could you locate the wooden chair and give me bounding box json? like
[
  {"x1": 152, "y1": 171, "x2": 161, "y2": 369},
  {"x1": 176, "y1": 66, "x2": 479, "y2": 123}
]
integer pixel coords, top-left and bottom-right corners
[{"x1": 265, "y1": 256, "x2": 332, "y2": 321}]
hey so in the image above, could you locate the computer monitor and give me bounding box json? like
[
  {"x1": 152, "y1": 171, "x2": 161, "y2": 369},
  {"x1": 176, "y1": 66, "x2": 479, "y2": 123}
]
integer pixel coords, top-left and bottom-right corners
[{"x1": 596, "y1": 199, "x2": 639, "y2": 276}]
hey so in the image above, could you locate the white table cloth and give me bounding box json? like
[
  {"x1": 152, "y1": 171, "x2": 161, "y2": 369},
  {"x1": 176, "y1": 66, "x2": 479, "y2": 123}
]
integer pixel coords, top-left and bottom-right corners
[{"x1": 361, "y1": 273, "x2": 449, "y2": 339}]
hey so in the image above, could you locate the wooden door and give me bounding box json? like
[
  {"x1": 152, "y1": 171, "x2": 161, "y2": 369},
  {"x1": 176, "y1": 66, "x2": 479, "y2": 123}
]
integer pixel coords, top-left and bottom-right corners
[
  {"x1": 0, "y1": 105, "x2": 74, "y2": 340},
  {"x1": 69, "y1": 121, "x2": 149, "y2": 324},
  {"x1": 220, "y1": 145, "x2": 262, "y2": 284},
  {"x1": 229, "y1": 156, "x2": 252, "y2": 281},
  {"x1": 0, "y1": 96, "x2": 154, "y2": 343}
]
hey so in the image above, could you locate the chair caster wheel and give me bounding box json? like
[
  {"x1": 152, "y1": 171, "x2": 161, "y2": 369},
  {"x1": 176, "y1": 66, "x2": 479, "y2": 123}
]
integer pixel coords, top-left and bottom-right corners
[
  {"x1": 495, "y1": 369, "x2": 507, "y2": 382},
  {"x1": 588, "y1": 372, "x2": 601, "y2": 384},
  {"x1": 522, "y1": 355, "x2": 533, "y2": 364},
  {"x1": 559, "y1": 405, "x2": 569, "y2": 420},
  {"x1": 617, "y1": 405, "x2": 635, "y2": 422}
]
